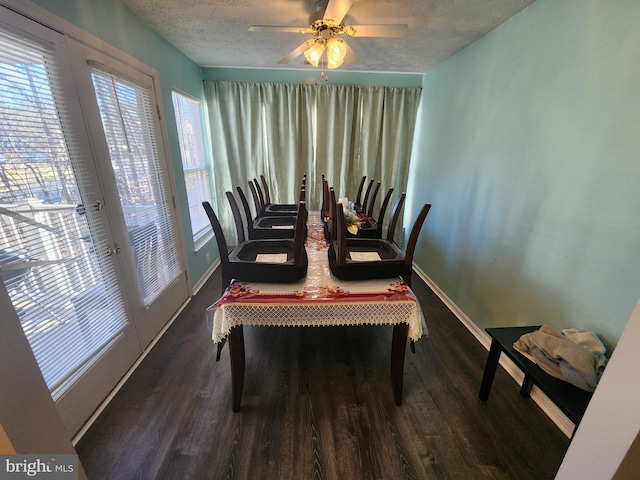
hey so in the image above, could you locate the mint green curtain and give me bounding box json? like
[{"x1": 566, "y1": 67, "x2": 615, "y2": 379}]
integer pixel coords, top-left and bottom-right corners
[
  {"x1": 205, "y1": 81, "x2": 421, "y2": 243},
  {"x1": 261, "y1": 83, "x2": 315, "y2": 210}
]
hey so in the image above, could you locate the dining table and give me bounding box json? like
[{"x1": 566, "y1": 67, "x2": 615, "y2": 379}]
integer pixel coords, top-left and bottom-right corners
[{"x1": 206, "y1": 212, "x2": 428, "y2": 411}]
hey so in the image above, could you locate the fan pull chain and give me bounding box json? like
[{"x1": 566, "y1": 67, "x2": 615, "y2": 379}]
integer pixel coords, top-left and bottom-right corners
[{"x1": 321, "y1": 42, "x2": 329, "y2": 81}]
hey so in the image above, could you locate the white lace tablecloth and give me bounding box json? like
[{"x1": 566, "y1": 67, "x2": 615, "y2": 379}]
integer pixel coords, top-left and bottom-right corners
[{"x1": 206, "y1": 212, "x2": 428, "y2": 343}]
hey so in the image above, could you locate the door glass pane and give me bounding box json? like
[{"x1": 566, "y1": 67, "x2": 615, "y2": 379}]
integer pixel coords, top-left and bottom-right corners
[
  {"x1": 90, "y1": 70, "x2": 183, "y2": 307},
  {"x1": 0, "y1": 28, "x2": 129, "y2": 394}
]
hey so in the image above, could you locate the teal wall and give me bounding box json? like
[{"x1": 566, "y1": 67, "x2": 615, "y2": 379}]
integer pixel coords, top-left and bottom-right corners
[
  {"x1": 28, "y1": 0, "x2": 218, "y2": 287},
  {"x1": 409, "y1": 0, "x2": 640, "y2": 348},
  {"x1": 202, "y1": 66, "x2": 423, "y2": 87}
]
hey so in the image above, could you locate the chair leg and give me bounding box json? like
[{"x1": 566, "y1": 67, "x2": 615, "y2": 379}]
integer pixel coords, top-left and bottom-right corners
[
  {"x1": 215, "y1": 278, "x2": 231, "y2": 362},
  {"x1": 215, "y1": 338, "x2": 226, "y2": 362}
]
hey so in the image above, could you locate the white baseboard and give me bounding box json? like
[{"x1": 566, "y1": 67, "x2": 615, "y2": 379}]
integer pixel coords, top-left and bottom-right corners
[{"x1": 412, "y1": 265, "x2": 575, "y2": 438}]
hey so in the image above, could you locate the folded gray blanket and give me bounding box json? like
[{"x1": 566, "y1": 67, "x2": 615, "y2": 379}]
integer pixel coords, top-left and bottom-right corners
[{"x1": 513, "y1": 325, "x2": 607, "y2": 392}]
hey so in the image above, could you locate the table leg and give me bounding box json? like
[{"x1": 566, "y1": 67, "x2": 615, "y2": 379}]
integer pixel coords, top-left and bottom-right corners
[
  {"x1": 520, "y1": 374, "x2": 534, "y2": 398},
  {"x1": 228, "y1": 325, "x2": 245, "y2": 412},
  {"x1": 391, "y1": 323, "x2": 408, "y2": 406},
  {"x1": 479, "y1": 339, "x2": 502, "y2": 402}
]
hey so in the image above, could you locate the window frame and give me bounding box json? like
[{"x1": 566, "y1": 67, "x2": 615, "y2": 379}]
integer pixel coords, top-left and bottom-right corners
[{"x1": 171, "y1": 89, "x2": 214, "y2": 251}]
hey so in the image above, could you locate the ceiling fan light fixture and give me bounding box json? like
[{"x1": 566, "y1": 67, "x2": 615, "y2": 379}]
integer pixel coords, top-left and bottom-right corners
[
  {"x1": 251, "y1": 0, "x2": 409, "y2": 69},
  {"x1": 304, "y1": 41, "x2": 324, "y2": 67},
  {"x1": 326, "y1": 37, "x2": 347, "y2": 69}
]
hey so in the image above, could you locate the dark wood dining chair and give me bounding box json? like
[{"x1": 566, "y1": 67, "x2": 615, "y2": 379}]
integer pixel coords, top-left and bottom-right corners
[
  {"x1": 252, "y1": 177, "x2": 305, "y2": 217},
  {"x1": 234, "y1": 186, "x2": 298, "y2": 240},
  {"x1": 348, "y1": 187, "x2": 395, "y2": 239},
  {"x1": 327, "y1": 189, "x2": 431, "y2": 285},
  {"x1": 204, "y1": 195, "x2": 304, "y2": 408},
  {"x1": 327, "y1": 192, "x2": 424, "y2": 353},
  {"x1": 202, "y1": 200, "x2": 308, "y2": 286},
  {"x1": 259, "y1": 174, "x2": 306, "y2": 216},
  {"x1": 203, "y1": 199, "x2": 305, "y2": 362}
]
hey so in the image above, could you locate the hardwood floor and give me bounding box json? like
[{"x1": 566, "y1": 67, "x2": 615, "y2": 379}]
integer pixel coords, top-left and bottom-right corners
[{"x1": 76, "y1": 271, "x2": 570, "y2": 479}]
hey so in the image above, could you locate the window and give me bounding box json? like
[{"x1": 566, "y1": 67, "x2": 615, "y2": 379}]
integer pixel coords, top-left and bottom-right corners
[{"x1": 171, "y1": 91, "x2": 213, "y2": 248}]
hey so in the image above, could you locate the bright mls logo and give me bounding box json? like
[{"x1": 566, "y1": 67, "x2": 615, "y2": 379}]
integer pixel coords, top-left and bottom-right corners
[{"x1": 0, "y1": 455, "x2": 77, "y2": 479}]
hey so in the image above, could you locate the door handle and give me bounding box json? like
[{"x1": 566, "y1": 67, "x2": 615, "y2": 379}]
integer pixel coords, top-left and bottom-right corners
[{"x1": 75, "y1": 200, "x2": 103, "y2": 216}]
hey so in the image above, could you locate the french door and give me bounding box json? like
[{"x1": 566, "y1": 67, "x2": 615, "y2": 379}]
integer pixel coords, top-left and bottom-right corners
[{"x1": 0, "y1": 7, "x2": 188, "y2": 436}]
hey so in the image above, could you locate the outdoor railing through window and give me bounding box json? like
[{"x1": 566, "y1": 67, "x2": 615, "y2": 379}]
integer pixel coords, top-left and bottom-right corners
[{"x1": 0, "y1": 200, "x2": 127, "y2": 392}]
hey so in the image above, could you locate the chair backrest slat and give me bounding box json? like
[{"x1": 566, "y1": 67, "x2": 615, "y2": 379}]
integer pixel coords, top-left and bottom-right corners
[
  {"x1": 386, "y1": 193, "x2": 406, "y2": 241},
  {"x1": 260, "y1": 175, "x2": 271, "y2": 205},
  {"x1": 329, "y1": 187, "x2": 338, "y2": 241},
  {"x1": 248, "y1": 181, "x2": 263, "y2": 216},
  {"x1": 366, "y1": 181, "x2": 381, "y2": 217},
  {"x1": 334, "y1": 198, "x2": 347, "y2": 267},
  {"x1": 404, "y1": 203, "x2": 431, "y2": 267},
  {"x1": 293, "y1": 202, "x2": 307, "y2": 267},
  {"x1": 361, "y1": 180, "x2": 374, "y2": 213},
  {"x1": 322, "y1": 178, "x2": 330, "y2": 217},
  {"x1": 320, "y1": 175, "x2": 327, "y2": 214},
  {"x1": 354, "y1": 175, "x2": 366, "y2": 205},
  {"x1": 375, "y1": 188, "x2": 394, "y2": 237},
  {"x1": 253, "y1": 179, "x2": 265, "y2": 212},
  {"x1": 225, "y1": 191, "x2": 246, "y2": 244},
  {"x1": 236, "y1": 186, "x2": 256, "y2": 238},
  {"x1": 202, "y1": 201, "x2": 229, "y2": 269}
]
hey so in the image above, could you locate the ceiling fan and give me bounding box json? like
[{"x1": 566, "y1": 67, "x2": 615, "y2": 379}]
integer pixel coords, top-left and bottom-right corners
[{"x1": 248, "y1": 0, "x2": 408, "y2": 70}]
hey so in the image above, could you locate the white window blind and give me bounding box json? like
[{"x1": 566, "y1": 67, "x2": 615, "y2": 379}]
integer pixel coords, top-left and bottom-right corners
[
  {"x1": 90, "y1": 69, "x2": 183, "y2": 306},
  {"x1": 171, "y1": 91, "x2": 213, "y2": 245},
  {"x1": 0, "y1": 28, "x2": 128, "y2": 394}
]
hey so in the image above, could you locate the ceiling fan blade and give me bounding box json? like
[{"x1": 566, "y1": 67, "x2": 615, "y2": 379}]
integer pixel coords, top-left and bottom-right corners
[
  {"x1": 323, "y1": 0, "x2": 355, "y2": 23},
  {"x1": 343, "y1": 41, "x2": 359, "y2": 66},
  {"x1": 249, "y1": 25, "x2": 304, "y2": 33},
  {"x1": 350, "y1": 24, "x2": 408, "y2": 38},
  {"x1": 278, "y1": 41, "x2": 313, "y2": 64}
]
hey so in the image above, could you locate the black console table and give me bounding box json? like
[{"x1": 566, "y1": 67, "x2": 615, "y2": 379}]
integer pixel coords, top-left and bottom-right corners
[{"x1": 479, "y1": 326, "x2": 593, "y2": 437}]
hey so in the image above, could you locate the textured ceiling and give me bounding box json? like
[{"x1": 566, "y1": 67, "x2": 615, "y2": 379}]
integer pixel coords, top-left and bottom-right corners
[{"x1": 119, "y1": 0, "x2": 535, "y2": 73}]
